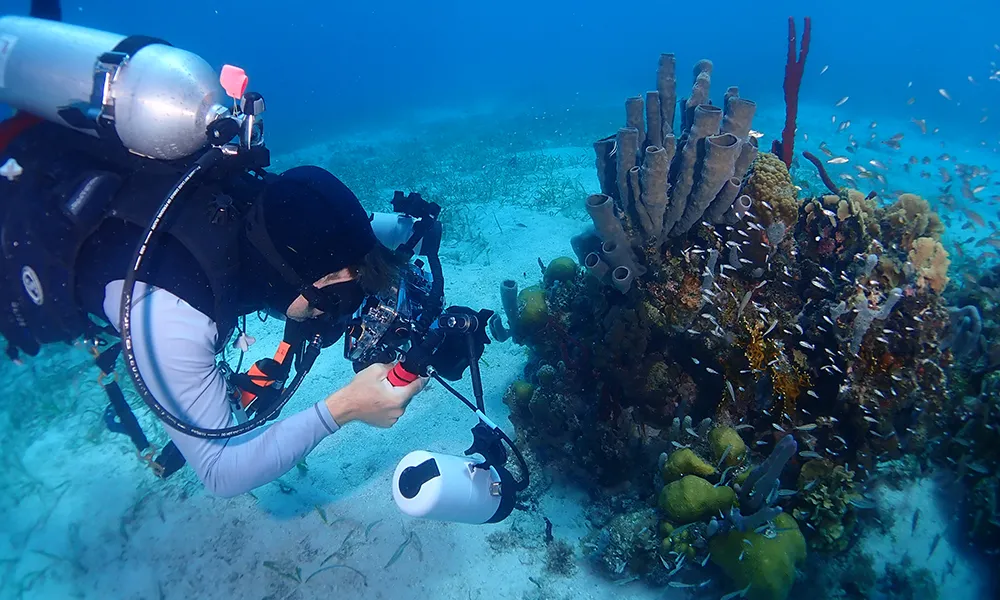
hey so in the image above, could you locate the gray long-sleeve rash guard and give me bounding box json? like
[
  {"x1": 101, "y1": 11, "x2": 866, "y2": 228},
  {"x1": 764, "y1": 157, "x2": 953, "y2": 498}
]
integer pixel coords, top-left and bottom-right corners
[{"x1": 102, "y1": 279, "x2": 340, "y2": 497}]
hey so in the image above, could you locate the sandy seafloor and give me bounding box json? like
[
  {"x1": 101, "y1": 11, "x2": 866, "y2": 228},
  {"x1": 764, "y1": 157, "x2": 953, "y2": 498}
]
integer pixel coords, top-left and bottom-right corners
[{"x1": 0, "y1": 98, "x2": 996, "y2": 600}]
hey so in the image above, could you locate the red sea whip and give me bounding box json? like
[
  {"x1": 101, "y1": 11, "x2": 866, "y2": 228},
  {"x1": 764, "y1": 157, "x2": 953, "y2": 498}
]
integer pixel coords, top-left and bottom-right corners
[{"x1": 771, "y1": 16, "x2": 811, "y2": 170}]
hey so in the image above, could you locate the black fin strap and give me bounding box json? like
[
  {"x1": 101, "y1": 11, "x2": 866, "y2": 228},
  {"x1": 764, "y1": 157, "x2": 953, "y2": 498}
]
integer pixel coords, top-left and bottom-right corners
[
  {"x1": 153, "y1": 442, "x2": 187, "y2": 479},
  {"x1": 97, "y1": 342, "x2": 150, "y2": 452},
  {"x1": 96, "y1": 341, "x2": 187, "y2": 479}
]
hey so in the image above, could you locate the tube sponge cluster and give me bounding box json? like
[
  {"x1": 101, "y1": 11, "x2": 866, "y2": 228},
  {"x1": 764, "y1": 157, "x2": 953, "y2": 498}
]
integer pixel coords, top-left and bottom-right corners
[{"x1": 583, "y1": 55, "x2": 760, "y2": 293}]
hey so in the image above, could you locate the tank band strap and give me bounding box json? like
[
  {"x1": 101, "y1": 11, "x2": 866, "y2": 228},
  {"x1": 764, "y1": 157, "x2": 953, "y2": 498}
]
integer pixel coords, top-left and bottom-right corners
[{"x1": 112, "y1": 35, "x2": 172, "y2": 55}]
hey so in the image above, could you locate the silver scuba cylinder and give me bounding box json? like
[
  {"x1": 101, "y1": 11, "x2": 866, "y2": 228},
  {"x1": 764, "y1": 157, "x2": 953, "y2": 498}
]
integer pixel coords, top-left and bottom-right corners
[{"x1": 0, "y1": 16, "x2": 229, "y2": 160}]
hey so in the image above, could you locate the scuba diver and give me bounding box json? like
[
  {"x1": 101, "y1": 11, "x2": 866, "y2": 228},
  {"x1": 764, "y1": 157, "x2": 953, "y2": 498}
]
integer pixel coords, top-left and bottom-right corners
[
  {"x1": 0, "y1": 0, "x2": 529, "y2": 523},
  {"x1": 0, "y1": 4, "x2": 429, "y2": 497}
]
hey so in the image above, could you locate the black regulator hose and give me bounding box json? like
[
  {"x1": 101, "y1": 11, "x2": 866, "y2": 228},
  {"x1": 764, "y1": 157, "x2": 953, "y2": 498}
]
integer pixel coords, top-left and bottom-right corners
[{"x1": 119, "y1": 149, "x2": 320, "y2": 439}]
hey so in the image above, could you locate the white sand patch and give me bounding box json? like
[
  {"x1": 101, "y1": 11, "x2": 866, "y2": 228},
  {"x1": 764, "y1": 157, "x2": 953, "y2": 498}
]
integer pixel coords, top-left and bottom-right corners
[{"x1": 861, "y1": 476, "x2": 989, "y2": 599}]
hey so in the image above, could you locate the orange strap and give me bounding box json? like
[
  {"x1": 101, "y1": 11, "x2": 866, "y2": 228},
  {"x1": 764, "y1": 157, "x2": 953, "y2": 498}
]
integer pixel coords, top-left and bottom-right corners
[{"x1": 238, "y1": 341, "x2": 292, "y2": 409}]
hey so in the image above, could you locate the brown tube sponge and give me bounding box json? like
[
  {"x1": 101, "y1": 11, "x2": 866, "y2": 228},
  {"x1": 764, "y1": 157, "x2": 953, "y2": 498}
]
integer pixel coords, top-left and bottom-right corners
[
  {"x1": 724, "y1": 86, "x2": 739, "y2": 104},
  {"x1": 593, "y1": 135, "x2": 618, "y2": 198},
  {"x1": 600, "y1": 239, "x2": 646, "y2": 277},
  {"x1": 672, "y1": 133, "x2": 741, "y2": 236},
  {"x1": 570, "y1": 227, "x2": 602, "y2": 264},
  {"x1": 721, "y1": 97, "x2": 757, "y2": 139},
  {"x1": 626, "y1": 96, "x2": 644, "y2": 133},
  {"x1": 657, "y1": 54, "x2": 677, "y2": 137},
  {"x1": 734, "y1": 141, "x2": 759, "y2": 178},
  {"x1": 611, "y1": 265, "x2": 633, "y2": 294},
  {"x1": 628, "y1": 166, "x2": 641, "y2": 224},
  {"x1": 645, "y1": 91, "x2": 662, "y2": 148},
  {"x1": 585, "y1": 194, "x2": 627, "y2": 246},
  {"x1": 705, "y1": 177, "x2": 742, "y2": 224},
  {"x1": 724, "y1": 194, "x2": 753, "y2": 225},
  {"x1": 500, "y1": 279, "x2": 519, "y2": 341},
  {"x1": 616, "y1": 127, "x2": 640, "y2": 213},
  {"x1": 663, "y1": 104, "x2": 723, "y2": 238},
  {"x1": 585, "y1": 252, "x2": 610, "y2": 281},
  {"x1": 638, "y1": 145, "x2": 669, "y2": 240},
  {"x1": 601, "y1": 239, "x2": 633, "y2": 270},
  {"x1": 683, "y1": 60, "x2": 713, "y2": 132}
]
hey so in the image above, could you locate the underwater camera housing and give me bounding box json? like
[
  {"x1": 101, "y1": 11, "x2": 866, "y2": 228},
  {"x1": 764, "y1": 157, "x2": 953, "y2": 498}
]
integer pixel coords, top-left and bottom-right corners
[
  {"x1": 343, "y1": 261, "x2": 437, "y2": 370},
  {"x1": 344, "y1": 194, "x2": 530, "y2": 524}
]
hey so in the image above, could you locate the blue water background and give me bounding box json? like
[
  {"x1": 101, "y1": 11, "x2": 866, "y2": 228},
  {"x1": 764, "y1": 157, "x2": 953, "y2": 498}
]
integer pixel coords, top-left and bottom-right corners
[{"x1": 5, "y1": 0, "x2": 998, "y2": 153}]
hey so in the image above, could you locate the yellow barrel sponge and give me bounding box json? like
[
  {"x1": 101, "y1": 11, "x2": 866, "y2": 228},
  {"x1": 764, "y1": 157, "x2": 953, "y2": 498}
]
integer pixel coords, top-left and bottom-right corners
[
  {"x1": 516, "y1": 286, "x2": 548, "y2": 333},
  {"x1": 662, "y1": 448, "x2": 716, "y2": 482},
  {"x1": 743, "y1": 153, "x2": 799, "y2": 229},
  {"x1": 709, "y1": 512, "x2": 806, "y2": 600},
  {"x1": 659, "y1": 475, "x2": 735, "y2": 523},
  {"x1": 709, "y1": 426, "x2": 747, "y2": 468},
  {"x1": 544, "y1": 256, "x2": 578, "y2": 286}
]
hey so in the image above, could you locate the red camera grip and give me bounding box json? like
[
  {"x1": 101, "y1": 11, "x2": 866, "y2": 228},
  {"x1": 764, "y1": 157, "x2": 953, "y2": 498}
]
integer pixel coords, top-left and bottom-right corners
[{"x1": 387, "y1": 362, "x2": 419, "y2": 387}]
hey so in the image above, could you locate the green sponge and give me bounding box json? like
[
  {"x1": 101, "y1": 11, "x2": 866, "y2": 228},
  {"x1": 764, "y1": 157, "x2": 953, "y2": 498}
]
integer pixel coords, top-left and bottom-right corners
[
  {"x1": 658, "y1": 475, "x2": 735, "y2": 524},
  {"x1": 544, "y1": 256, "x2": 578, "y2": 286},
  {"x1": 662, "y1": 448, "x2": 716, "y2": 482},
  {"x1": 708, "y1": 512, "x2": 807, "y2": 600},
  {"x1": 709, "y1": 426, "x2": 747, "y2": 468},
  {"x1": 516, "y1": 286, "x2": 548, "y2": 333}
]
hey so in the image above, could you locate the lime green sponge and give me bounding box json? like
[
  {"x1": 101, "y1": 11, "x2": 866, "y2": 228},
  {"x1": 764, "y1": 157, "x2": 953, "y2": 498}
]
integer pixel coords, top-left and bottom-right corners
[
  {"x1": 661, "y1": 448, "x2": 716, "y2": 483},
  {"x1": 709, "y1": 426, "x2": 747, "y2": 468},
  {"x1": 544, "y1": 257, "x2": 578, "y2": 286},
  {"x1": 516, "y1": 286, "x2": 548, "y2": 334},
  {"x1": 708, "y1": 512, "x2": 806, "y2": 600},
  {"x1": 659, "y1": 475, "x2": 735, "y2": 523}
]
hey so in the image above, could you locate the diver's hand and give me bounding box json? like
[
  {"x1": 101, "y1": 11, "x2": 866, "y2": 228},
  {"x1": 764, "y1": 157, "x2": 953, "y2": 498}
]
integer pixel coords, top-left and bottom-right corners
[{"x1": 325, "y1": 363, "x2": 427, "y2": 428}]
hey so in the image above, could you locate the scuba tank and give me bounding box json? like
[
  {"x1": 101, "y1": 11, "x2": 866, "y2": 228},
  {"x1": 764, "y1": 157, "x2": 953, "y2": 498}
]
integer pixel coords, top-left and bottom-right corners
[{"x1": 0, "y1": 16, "x2": 229, "y2": 160}]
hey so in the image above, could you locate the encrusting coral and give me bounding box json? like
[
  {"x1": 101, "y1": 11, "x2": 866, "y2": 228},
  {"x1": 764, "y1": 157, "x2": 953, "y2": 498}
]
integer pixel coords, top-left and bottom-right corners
[
  {"x1": 791, "y1": 459, "x2": 864, "y2": 552},
  {"x1": 741, "y1": 152, "x2": 798, "y2": 229},
  {"x1": 883, "y1": 192, "x2": 944, "y2": 248},
  {"x1": 908, "y1": 237, "x2": 951, "y2": 294}
]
